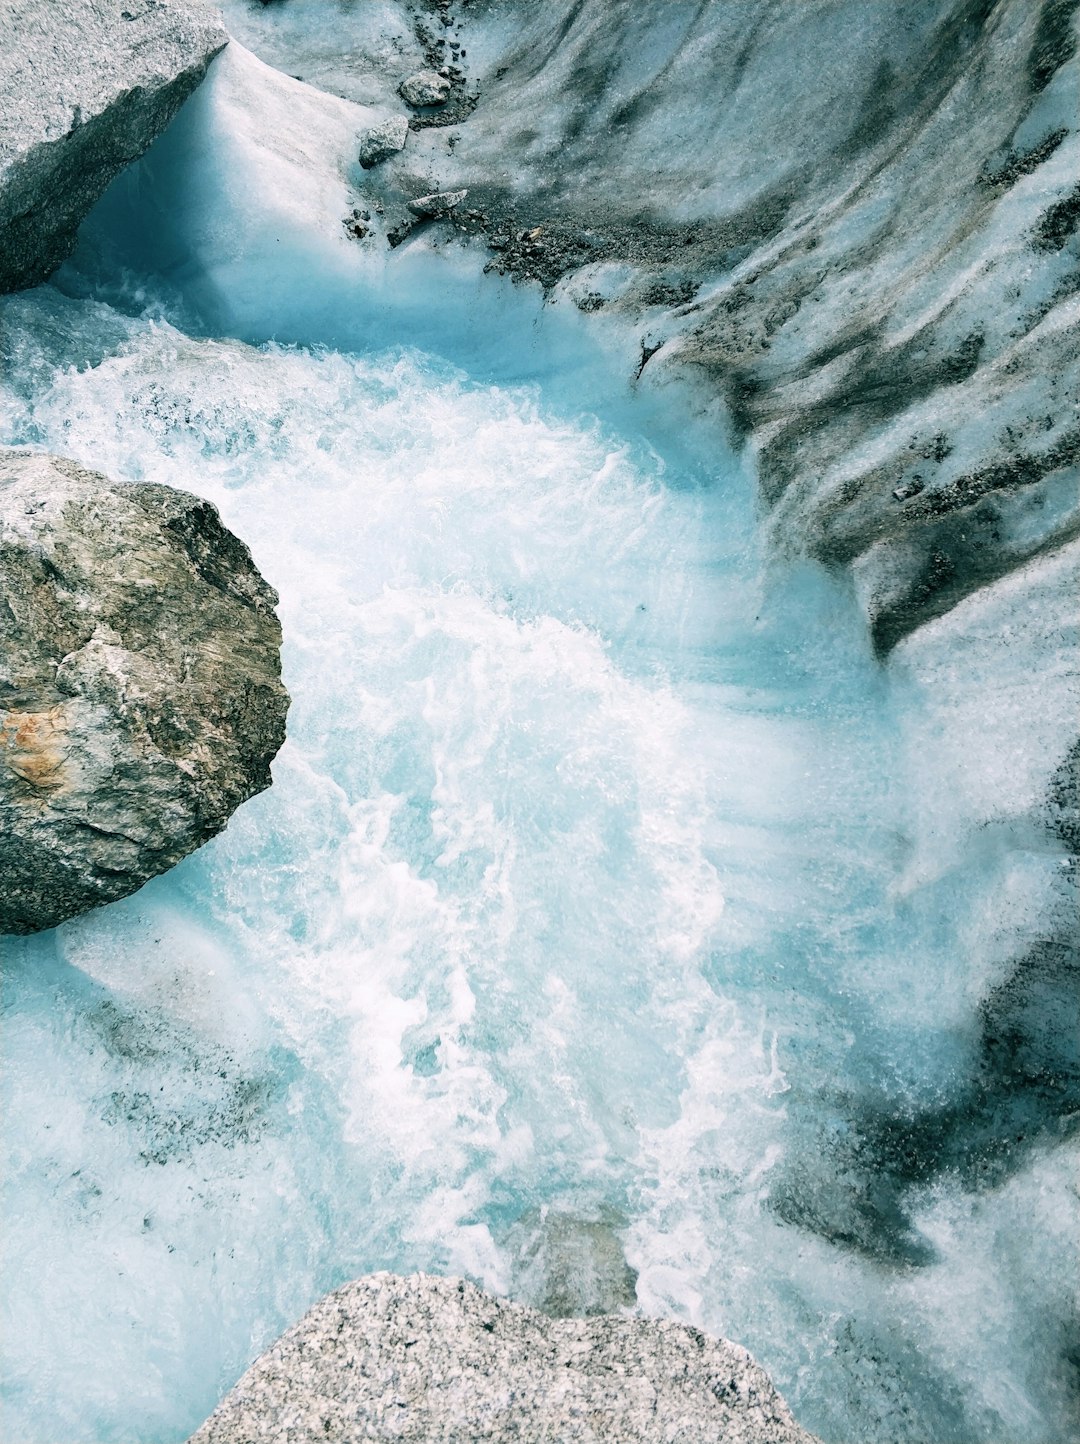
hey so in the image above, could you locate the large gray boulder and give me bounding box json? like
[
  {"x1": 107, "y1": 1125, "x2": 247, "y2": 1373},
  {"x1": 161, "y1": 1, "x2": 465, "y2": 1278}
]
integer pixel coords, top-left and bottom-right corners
[
  {"x1": 0, "y1": 451, "x2": 288, "y2": 934},
  {"x1": 188, "y1": 1273, "x2": 818, "y2": 1444},
  {"x1": 0, "y1": 0, "x2": 226, "y2": 293}
]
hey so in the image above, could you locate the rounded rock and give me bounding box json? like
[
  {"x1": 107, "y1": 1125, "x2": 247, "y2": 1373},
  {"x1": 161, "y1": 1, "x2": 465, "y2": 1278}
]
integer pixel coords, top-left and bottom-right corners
[
  {"x1": 0, "y1": 451, "x2": 289, "y2": 934},
  {"x1": 398, "y1": 70, "x2": 451, "y2": 107}
]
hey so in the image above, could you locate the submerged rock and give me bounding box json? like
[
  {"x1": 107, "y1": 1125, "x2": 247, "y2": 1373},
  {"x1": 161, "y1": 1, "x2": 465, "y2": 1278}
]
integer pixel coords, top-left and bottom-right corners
[
  {"x1": 399, "y1": 69, "x2": 450, "y2": 107},
  {"x1": 358, "y1": 114, "x2": 409, "y2": 167},
  {"x1": 0, "y1": 0, "x2": 226, "y2": 294},
  {"x1": 407, "y1": 188, "x2": 468, "y2": 218},
  {"x1": 188, "y1": 1272, "x2": 818, "y2": 1444},
  {"x1": 0, "y1": 452, "x2": 288, "y2": 934},
  {"x1": 504, "y1": 1206, "x2": 639, "y2": 1318}
]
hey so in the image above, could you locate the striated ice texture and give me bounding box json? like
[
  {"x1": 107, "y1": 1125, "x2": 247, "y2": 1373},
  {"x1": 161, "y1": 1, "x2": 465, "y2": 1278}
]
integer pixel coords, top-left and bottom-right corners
[{"x1": 1, "y1": 41, "x2": 1078, "y2": 1444}]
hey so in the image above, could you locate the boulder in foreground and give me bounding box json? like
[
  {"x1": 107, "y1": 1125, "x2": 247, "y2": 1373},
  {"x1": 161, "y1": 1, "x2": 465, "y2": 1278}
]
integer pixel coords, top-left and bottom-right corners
[
  {"x1": 0, "y1": 451, "x2": 288, "y2": 934},
  {"x1": 0, "y1": 0, "x2": 226, "y2": 293},
  {"x1": 188, "y1": 1272, "x2": 818, "y2": 1443}
]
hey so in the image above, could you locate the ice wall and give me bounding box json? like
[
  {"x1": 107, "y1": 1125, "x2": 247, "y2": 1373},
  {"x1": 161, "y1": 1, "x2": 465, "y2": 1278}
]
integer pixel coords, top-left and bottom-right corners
[{"x1": 222, "y1": 0, "x2": 1080, "y2": 652}]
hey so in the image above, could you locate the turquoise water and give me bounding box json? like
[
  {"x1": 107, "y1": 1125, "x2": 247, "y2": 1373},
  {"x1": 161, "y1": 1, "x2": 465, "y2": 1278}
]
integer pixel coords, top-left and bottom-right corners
[{"x1": 1, "y1": 51, "x2": 1078, "y2": 1444}]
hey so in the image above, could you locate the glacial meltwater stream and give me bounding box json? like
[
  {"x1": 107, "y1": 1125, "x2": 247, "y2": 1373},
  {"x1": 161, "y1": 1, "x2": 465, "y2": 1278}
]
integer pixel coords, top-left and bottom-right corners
[{"x1": 2, "y1": 45, "x2": 1078, "y2": 1444}]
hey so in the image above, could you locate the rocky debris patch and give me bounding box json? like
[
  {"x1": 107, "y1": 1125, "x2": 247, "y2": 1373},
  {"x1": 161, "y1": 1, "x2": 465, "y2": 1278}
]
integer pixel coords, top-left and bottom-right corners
[
  {"x1": 399, "y1": 69, "x2": 450, "y2": 107},
  {"x1": 405, "y1": 3, "x2": 478, "y2": 129},
  {"x1": 188, "y1": 1272, "x2": 819, "y2": 1444},
  {"x1": 358, "y1": 114, "x2": 409, "y2": 168},
  {"x1": 0, "y1": 451, "x2": 288, "y2": 935},
  {"x1": 343, "y1": 204, "x2": 372, "y2": 240},
  {"x1": 0, "y1": 0, "x2": 226, "y2": 294},
  {"x1": 406, "y1": 64, "x2": 477, "y2": 130},
  {"x1": 460, "y1": 195, "x2": 767, "y2": 298},
  {"x1": 407, "y1": 188, "x2": 467, "y2": 218}
]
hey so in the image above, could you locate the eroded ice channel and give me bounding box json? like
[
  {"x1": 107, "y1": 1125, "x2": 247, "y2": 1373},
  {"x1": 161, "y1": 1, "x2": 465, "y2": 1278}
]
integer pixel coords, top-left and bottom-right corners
[{"x1": 2, "y1": 48, "x2": 1078, "y2": 1444}]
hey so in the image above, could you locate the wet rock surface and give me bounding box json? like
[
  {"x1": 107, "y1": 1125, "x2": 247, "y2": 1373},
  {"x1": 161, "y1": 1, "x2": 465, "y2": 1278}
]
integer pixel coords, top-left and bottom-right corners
[
  {"x1": 766, "y1": 536, "x2": 1080, "y2": 1275},
  {"x1": 188, "y1": 1273, "x2": 819, "y2": 1444},
  {"x1": 504, "y1": 1207, "x2": 640, "y2": 1319},
  {"x1": 0, "y1": 451, "x2": 288, "y2": 934},
  {"x1": 0, "y1": 0, "x2": 226, "y2": 294}
]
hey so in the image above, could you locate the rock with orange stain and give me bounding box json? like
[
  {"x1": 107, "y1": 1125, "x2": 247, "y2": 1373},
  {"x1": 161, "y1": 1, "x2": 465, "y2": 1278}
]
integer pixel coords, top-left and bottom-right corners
[
  {"x1": 0, "y1": 708, "x2": 70, "y2": 791},
  {"x1": 0, "y1": 451, "x2": 288, "y2": 933}
]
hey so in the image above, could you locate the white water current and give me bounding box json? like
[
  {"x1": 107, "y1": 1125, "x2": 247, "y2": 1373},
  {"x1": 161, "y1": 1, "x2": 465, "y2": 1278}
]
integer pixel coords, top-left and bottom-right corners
[{"x1": 1, "y1": 43, "x2": 1077, "y2": 1444}]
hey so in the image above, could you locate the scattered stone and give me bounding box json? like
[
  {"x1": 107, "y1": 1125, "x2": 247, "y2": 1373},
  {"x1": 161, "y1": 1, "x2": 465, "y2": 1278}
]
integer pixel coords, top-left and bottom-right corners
[
  {"x1": 892, "y1": 477, "x2": 925, "y2": 502},
  {"x1": 386, "y1": 220, "x2": 415, "y2": 248},
  {"x1": 187, "y1": 1272, "x2": 819, "y2": 1444},
  {"x1": 399, "y1": 70, "x2": 451, "y2": 107},
  {"x1": 0, "y1": 452, "x2": 288, "y2": 934},
  {"x1": 0, "y1": 0, "x2": 226, "y2": 294},
  {"x1": 358, "y1": 114, "x2": 409, "y2": 168},
  {"x1": 407, "y1": 188, "x2": 468, "y2": 218},
  {"x1": 343, "y1": 206, "x2": 371, "y2": 240}
]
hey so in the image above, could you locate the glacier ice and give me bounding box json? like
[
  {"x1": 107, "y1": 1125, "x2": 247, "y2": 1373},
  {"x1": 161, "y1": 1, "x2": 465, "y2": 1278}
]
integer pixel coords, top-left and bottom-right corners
[{"x1": 1, "y1": 34, "x2": 1078, "y2": 1444}]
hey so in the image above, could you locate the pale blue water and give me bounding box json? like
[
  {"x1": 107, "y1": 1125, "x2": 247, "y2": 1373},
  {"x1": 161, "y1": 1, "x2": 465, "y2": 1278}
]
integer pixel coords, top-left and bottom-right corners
[{"x1": 1, "y1": 49, "x2": 1077, "y2": 1444}]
